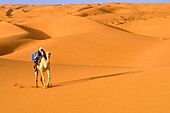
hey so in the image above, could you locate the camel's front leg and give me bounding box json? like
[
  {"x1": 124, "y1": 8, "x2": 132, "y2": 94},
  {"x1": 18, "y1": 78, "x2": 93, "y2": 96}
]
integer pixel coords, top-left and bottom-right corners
[
  {"x1": 46, "y1": 69, "x2": 50, "y2": 88},
  {"x1": 40, "y1": 70, "x2": 46, "y2": 89},
  {"x1": 34, "y1": 70, "x2": 38, "y2": 88}
]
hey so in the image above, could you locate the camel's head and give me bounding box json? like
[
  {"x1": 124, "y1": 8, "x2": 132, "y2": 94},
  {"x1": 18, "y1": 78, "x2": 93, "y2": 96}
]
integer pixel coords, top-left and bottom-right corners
[{"x1": 46, "y1": 52, "x2": 51, "y2": 59}]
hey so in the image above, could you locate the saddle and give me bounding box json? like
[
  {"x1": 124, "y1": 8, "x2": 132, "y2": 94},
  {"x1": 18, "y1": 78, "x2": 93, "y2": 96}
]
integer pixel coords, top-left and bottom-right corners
[{"x1": 34, "y1": 56, "x2": 42, "y2": 72}]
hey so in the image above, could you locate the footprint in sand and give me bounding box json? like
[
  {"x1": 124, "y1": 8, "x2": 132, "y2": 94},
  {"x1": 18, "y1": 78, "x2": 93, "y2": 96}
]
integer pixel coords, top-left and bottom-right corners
[{"x1": 13, "y1": 83, "x2": 24, "y2": 88}]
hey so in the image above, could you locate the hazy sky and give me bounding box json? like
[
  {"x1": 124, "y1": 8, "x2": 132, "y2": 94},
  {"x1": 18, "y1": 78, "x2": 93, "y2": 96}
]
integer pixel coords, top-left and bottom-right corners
[{"x1": 0, "y1": 0, "x2": 170, "y2": 4}]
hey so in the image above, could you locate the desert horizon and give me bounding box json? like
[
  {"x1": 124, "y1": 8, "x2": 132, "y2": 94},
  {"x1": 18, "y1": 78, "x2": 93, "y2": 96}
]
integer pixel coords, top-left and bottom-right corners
[{"x1": 0, "y1": 2, "x2": 170, "y2": 113}]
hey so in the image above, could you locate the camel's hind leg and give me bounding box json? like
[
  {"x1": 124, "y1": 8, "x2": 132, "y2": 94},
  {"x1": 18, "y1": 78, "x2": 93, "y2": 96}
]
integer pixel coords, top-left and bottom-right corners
[
  {"x1": 40, "y1": 75, "x2": 45, "y2": 86},
  {"x1": 40, "y1": 70, "x2": 46, "y2": 89},
  {"x1": 34, "y1": 70, "x2": 38, "y2": 88},
  {"x1": 46, "y1": 69, "x2": 50, "y2": 88}
]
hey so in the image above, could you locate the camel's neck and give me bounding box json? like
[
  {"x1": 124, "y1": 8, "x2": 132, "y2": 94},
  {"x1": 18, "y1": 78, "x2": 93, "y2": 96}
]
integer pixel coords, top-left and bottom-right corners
[
  {"x1": 43, "y1": 56, "x2": 50, "y2": 64},
  {"x1": 46, "y1": 57, "x2": 50, "y2": 64},
  {"x1": 39, "y1": 57, "x2": 50, "y2": 69}
]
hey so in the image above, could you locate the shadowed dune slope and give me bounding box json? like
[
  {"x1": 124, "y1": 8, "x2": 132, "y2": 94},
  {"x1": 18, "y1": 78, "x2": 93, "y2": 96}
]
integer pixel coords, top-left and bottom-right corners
[
  {"x1": 0, "y1": 21, "x2": 51, "y2": 56},
  {"x1": 0, "y1": 22, "x2": 29, "y2": 55}
]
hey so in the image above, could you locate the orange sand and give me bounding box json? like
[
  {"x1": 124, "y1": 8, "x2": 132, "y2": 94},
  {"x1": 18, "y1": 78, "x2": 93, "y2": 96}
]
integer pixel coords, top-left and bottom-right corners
[{"x1": 0, "y1": 3, "x2": 170, "y2": 113}]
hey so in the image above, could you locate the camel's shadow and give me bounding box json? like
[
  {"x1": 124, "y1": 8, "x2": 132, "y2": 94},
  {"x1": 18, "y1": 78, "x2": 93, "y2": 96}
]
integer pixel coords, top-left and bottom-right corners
[{"x1": 49, "y1": 70, "x2": 141, "y2": 88}]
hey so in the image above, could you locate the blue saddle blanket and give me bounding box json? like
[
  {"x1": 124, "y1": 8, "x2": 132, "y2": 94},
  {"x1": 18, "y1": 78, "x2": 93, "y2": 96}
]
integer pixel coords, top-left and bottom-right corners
[{"x1": 31, "y1": 51, "x2": 40, "y2": 62}]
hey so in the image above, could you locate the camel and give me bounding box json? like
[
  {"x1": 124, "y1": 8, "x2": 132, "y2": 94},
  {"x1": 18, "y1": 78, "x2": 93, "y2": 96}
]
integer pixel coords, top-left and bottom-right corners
[{"x1": 34, "y1": 52, "x2": 51, "y2": 89}]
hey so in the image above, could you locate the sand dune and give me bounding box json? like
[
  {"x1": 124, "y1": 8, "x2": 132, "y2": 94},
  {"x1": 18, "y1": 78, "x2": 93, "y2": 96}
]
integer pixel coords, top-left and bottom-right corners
[
  {"x1": 1, "y1": 15, "x2": 159, "y2": 67},
  {"x1": 118, "y1": 16, "x2": 170, "y2": 39},
  {"x1": 73, "y1": 4, "x2": 134, "y2": 17},
  {"x1": 0, "y1": 21, "x2": 29, "y2": 55},
  {"x1": 0, "y1": 21, "x2": 50, "y2": 55},
  {"x1": 1, "y1": 2, "x2": 170, "y2": 113}
]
